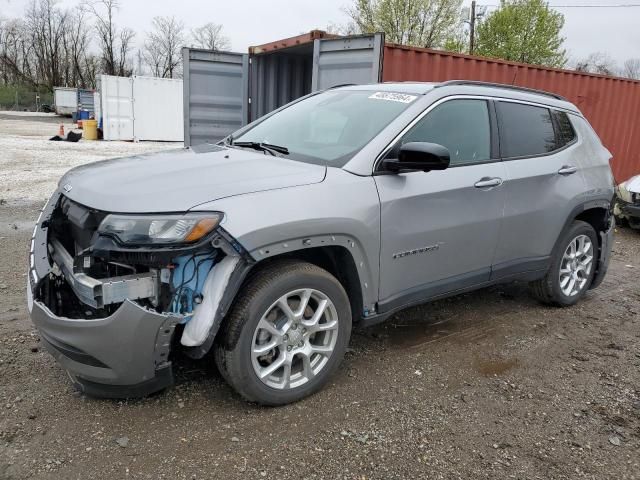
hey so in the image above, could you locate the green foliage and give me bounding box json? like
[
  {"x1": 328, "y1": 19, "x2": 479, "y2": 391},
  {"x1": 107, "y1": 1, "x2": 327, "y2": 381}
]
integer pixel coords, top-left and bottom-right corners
[
  {"x1": 475, "y1": 0, "x2": 567, "y2": 67},
  {"x1": 0, "y1": 85, "x2": 53, "y2": 111},
  {"x1": 441, "y1": 26, "x2": 468, "y2": 53},
  {"x1": 347, "y1": 0, "x2": 463, "y2": 48}
]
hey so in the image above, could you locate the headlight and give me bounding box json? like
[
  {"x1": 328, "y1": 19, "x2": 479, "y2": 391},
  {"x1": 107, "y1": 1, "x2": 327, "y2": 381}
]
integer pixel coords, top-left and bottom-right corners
[{"x1": 98, "y1": 213, "x2": 223, "y2": 245}]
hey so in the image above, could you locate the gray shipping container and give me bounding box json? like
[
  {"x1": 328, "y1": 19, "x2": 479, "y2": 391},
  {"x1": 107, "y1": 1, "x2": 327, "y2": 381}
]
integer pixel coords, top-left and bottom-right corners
[{"x1": 182, "y1": 33, "x2": 384, "y2": 147}]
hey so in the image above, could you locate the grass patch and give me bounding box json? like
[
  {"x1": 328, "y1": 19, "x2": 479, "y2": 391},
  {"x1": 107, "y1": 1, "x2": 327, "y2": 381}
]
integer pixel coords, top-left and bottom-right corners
[{"x1": 0, "y1": 85, "x2": 53, "y2": 111}]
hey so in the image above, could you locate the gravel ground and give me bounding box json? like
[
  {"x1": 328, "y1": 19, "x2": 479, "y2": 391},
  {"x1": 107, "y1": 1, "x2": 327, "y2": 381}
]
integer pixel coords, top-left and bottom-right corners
[
  {"x1": 0, "y1": 111, "x2": 179, "y2": 203},
  {"x1": 1, "y1": 115, "x2": 639, "y2": 480}
]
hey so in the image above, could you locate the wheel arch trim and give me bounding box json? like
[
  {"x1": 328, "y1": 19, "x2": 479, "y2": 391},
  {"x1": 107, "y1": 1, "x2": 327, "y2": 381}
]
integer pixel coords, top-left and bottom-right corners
[
  {"x1": 248, "y1": 234, "x2": 375, "y2": 315},
  {"x1": 183, "y1": 234, "x2": 374, "y2": 359}
]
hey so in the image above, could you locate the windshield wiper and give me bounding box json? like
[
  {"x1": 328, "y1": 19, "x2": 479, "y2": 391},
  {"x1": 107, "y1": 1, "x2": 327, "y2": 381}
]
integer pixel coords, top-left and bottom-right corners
[{"x1": 231, "y1": 141, "x2": 289, "y2": 156}]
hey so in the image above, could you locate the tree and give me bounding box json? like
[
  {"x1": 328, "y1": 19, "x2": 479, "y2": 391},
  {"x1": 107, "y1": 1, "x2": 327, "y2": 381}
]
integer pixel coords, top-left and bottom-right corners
[
  {"x1": 191, "y1": 23, "x2": 229, "y2": 51},
  {"x1": 24, "y1": 0, "x2": 68, "y2": 88},
  {"x1": 345, "y1": 0, "x2": 463, "y2": 48},
  {"x1": 61, "y1": 9, "x2": 96, "y2": 87},
  {"x1": 574, "y1": 52, "x2": 617, "y2": 76},
  {"x1": 475, "y1": 0, "x2": 566, "y2": 68},
  {"x1": 143, "y1": 16, "x2": 185, "y2": 78},
  {"x1": 622, "y1": 58, "x2": 640, "y2": 79},
  {"x1": 86, "y1": 0, "x2": 134, "y2": 76},
  {"x1": 1, "y1": 2, "x2": 100, "y2": 89},
  {"x1": 0, "y1": 18, "x2": 37, "y2": 86}
]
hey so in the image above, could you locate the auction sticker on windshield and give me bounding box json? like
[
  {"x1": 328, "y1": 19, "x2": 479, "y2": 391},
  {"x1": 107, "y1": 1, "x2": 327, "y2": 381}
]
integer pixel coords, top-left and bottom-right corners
[{"x1": 368, "y1": 92, "x2": 417, "y2": 103}]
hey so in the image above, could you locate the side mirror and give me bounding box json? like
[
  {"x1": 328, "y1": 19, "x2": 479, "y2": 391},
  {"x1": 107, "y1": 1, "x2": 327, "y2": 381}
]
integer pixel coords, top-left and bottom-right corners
[{"x1": 382, "y1": 142, "x2": 450, "y2": 173}]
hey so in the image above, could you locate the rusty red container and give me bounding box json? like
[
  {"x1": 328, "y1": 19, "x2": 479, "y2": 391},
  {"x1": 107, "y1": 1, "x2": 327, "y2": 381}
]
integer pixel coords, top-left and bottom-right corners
[{"x1": 382, "y1": 44, "x2": 640, "y2": 182}]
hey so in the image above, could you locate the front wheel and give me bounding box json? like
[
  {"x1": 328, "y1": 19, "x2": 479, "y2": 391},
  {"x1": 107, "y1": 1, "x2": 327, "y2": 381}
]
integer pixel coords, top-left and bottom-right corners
[
  {"x1": 215, "y1": 260, "x2": 352, "y2": 405},
  {"x1": 530, "y1": 220, "x2": 598, "y2": 306}
]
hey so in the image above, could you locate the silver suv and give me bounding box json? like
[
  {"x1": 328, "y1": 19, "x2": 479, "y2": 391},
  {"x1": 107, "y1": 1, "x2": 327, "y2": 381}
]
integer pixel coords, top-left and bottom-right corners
[{"x1": 28, "y1": 81, "x2": 615, "y2": 405}]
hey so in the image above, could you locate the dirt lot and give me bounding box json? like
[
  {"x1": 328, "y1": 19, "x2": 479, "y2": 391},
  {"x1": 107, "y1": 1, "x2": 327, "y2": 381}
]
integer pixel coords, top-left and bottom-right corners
[
  {"x1": 0, "y1": 111, "x2": 175, "y2": 203},
  {"x1": 1, "y1": 115, "x2": 639, "y2": 480}
]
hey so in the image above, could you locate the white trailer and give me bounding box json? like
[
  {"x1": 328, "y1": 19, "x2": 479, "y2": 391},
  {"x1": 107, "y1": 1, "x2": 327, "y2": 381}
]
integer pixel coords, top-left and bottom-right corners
[{"x1": 53, "y1": 87, "x2": 78, "y2": 116}]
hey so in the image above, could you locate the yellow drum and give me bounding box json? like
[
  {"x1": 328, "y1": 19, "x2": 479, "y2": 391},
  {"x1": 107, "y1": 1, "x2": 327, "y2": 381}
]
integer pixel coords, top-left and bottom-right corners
[{"x1": 83, "y1": 119, "x2": 98, "y2": 140}]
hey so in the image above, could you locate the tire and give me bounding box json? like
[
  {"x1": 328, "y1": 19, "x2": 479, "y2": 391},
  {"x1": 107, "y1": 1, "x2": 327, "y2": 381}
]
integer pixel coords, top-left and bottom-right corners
[
  {"x1": 530, "y1": 220, "x2": 598, "y2": 307},
  {"x1": 214, "y1": 260, "x2": 352, "y2": 405}
]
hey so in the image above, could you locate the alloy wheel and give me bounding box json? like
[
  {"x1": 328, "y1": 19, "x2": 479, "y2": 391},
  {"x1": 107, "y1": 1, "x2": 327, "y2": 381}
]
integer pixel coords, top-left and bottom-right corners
[
  {"x1": 559, "y1": 234, "x2": 594, "y2": 297},
  {"x1": 251, "y1": 288, "x2": 339, "y2": 390}
]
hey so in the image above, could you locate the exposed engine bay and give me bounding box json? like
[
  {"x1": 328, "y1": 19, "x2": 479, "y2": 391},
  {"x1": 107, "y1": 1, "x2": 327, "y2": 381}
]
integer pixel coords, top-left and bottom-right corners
[{"x1": 32, "y1": 194, "x2": 246, "y2": 351}]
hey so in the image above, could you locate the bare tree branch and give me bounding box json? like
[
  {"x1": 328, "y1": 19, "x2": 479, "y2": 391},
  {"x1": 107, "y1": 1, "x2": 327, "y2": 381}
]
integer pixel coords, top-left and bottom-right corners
[
  {"x1": 191, "y1": 22, "x2": 230, "y2": 51},
  {"x1": 622, "y1": 58, "x2": 640, "y2": 80},
  {"x1": 143, "y1": 16, "x2": 185, "y2": 78}
]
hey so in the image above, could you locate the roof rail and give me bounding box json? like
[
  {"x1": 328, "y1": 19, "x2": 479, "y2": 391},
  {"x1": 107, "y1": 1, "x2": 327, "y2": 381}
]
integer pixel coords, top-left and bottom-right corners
[{"x1": 437, "y1": 80, "x2": 568, "y2": 101}]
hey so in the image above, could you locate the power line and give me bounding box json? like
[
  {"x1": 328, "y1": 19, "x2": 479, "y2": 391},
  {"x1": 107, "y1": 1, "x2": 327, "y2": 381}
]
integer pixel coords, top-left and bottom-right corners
[
  {"x1": 482, "y1": 3, "x2": 640, "y2": 7},
  {"x1": 547, "y1": 3, "x2": 640, "y2": 6}
]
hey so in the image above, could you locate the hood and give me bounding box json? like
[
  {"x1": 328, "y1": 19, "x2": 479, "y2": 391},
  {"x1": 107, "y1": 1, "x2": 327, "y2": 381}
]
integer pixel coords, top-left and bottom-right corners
[{"x1": 59, "y1": 145, "x2": 326, "y2": 213}]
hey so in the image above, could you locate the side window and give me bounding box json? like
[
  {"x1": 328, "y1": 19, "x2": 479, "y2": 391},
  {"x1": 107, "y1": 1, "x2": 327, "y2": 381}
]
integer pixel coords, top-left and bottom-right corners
[
  {"x1": 497, "y1": 102, "x2": 556, "y2": 158},
  {"x1": 554, "y1": 111, "x2": 577, "y2": 147},
  {"x1": 398, "y1": 99, "x2": 491, "y2": 166}
]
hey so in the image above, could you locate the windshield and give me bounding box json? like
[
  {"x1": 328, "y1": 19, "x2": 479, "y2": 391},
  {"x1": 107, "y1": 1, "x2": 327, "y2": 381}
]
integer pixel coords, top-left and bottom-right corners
[{"x1": 232, "y1": 90, "x2": 418, "y2": 167}]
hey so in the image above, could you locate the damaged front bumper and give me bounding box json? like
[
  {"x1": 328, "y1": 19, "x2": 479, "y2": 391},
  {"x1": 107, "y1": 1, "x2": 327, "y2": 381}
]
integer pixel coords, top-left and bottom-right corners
[
  {"x1": 28, "y1": 291, "x2": 180, "y2": 398},
  {"x1": 27, "y1": 191, "x2": 249, "y2": 398}
]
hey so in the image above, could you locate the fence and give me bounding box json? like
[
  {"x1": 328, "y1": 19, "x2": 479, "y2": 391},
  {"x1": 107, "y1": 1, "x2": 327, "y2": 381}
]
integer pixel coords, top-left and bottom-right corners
[{"x1": 0, "y1": 85, "x2": 54, "y2": 112}]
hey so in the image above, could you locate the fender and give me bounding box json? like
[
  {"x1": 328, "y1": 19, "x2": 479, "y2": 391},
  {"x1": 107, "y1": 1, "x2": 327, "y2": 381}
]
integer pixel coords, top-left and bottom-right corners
[{"x1": 186, "y1": 168, "x2": 382, "y2": 357}]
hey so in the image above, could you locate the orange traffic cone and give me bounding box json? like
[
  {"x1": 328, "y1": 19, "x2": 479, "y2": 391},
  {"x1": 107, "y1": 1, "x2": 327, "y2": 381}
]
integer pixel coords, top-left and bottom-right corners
[{"x1": 58, "y1": 123, "x2": 64, "y2": 137}]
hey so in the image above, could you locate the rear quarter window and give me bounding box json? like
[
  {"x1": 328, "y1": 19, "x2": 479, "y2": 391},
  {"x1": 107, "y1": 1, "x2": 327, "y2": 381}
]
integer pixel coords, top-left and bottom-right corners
[
  {"x1": 554, "y1": 111, "x2": 577, "y2": 147},
  {"x1": 497, "y1": 102, "x2": 557, "y2": 158}
]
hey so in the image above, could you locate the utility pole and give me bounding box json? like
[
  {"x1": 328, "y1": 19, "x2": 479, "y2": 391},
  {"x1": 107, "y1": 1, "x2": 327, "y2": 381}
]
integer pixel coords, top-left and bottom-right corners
[{"x1": 469, "y1": 0, "x2": 477, "y2": 55}]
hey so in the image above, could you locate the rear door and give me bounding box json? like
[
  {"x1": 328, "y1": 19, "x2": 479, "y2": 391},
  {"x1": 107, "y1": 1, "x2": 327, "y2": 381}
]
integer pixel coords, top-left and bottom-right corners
[
  {"x1": 491, "y1": 101, "x2": 587, "y2": 279},
  {"x1": 311, "y1": 34, "x2": 384, "y2": 91},
  {"x1": 182, "y1": 48, "x2": 249, "y2": 147}
]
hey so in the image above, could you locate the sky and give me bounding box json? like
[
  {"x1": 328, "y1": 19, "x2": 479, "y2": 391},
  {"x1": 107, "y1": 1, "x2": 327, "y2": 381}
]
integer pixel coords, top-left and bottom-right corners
[{"x1": 1, "y1": 0, "x2": 639, "y2": 66}]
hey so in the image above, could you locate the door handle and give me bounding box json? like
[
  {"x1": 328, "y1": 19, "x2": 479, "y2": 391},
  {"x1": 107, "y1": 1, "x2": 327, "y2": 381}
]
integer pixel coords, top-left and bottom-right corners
[
  {"x1": 474, "y1": 177, "x2": 503, "y2": 188},
  {"x1": 558, "y1": 165, "x2": 578, "y2": 175}
]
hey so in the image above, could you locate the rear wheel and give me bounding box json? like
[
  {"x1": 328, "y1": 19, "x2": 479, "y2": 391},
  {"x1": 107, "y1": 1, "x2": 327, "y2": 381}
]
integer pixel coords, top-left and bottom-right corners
[
  {"x1": 530, "y1": 220, "x2": 598, "y2": 306},
  {"x1": 215, "y1": 261, "x2": 351, "y2": 405}
]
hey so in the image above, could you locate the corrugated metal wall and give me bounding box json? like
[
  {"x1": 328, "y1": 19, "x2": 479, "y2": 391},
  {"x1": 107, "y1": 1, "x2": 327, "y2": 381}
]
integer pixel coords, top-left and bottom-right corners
[
  {"x1": 249, "y1": 51, "x2": 312, "y2": 121},
  {"x1": 311, "y1": 34, "x2": 384, "y2": 91},
  {"x1": 78, "y1": 88, "x2": 95, "y2": 114},
  {"x1": 383, "y1": 44, "x2": 640, "y2": 182},
  {"x1": 182, "y1": 48, "x2": 249, "y2": 147}
]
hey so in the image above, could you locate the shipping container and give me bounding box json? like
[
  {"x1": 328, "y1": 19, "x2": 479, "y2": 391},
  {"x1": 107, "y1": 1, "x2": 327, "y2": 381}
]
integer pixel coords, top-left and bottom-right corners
[
  {"x1": 53, "y1": 87, "x2": 78, "y2": 116},
  {"x1": 183, "y1": 31, "x2": 640, "y2": 182},
  {"x1": 100, "y1": 74, "x2": 184, "y2": 142}
]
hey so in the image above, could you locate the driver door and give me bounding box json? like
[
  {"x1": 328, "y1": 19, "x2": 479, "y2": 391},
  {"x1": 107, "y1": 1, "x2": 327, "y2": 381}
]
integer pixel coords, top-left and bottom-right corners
[{"x1": 374, "y1": 98, "x2": 506, "y2": 310}]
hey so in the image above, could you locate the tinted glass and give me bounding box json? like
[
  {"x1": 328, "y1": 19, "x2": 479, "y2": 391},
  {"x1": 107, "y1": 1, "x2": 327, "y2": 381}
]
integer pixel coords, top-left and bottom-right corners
[
  {"x1": 233, "y1": 90, "x2": 416, "y2": 167},
  {"x1": 554, "y1": 111, "x2": 577, "y2": 147},
  {"x1": 398, "y1": 99, "x2": 491, "y2": 166},
  {"x1": 498, "y1": 102, "x2": 556, "y2": 157}
]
